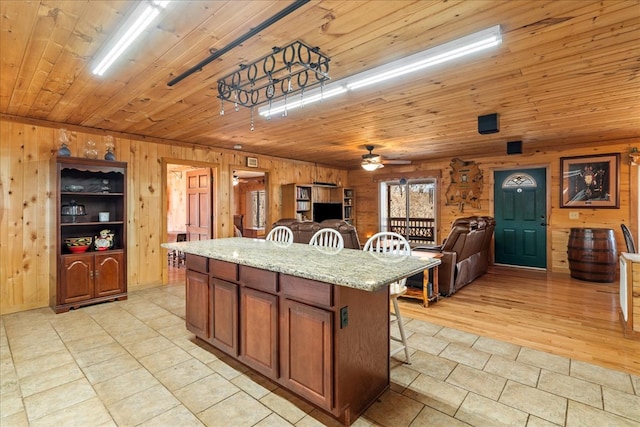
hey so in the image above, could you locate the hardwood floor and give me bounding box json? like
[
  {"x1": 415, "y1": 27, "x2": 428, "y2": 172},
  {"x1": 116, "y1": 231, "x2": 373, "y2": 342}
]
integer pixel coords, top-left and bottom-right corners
[{"x1": 400, "y1": 265, "x2": 640, "y2": 376}]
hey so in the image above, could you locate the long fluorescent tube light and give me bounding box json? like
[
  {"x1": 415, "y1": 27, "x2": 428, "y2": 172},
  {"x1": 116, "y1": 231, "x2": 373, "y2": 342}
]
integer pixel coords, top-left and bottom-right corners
[
  {"x1": 259, "y1": 25, "x2": 501, "y2": 118},
  {"x1": 92, "y1": 0, "x2": 170, "y2": 76}
]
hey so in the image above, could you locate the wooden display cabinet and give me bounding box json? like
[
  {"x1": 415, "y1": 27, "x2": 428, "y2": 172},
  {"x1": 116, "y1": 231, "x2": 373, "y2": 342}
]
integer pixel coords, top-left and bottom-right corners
[{"x1": 51, "y1": 157, "x2": 127, "y2": 313}]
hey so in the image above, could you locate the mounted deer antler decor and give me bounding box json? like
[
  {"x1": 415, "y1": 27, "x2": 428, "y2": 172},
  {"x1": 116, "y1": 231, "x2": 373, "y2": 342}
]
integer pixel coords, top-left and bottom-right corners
[{"x1": 445, "y1": 158, "x2": 483, "y2": 212}]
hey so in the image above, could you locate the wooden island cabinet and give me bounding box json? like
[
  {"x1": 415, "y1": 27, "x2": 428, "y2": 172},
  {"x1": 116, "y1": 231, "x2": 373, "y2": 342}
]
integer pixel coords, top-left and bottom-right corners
[{"x1": 165, "y1": 238, "x2": 438, "y2": 425}]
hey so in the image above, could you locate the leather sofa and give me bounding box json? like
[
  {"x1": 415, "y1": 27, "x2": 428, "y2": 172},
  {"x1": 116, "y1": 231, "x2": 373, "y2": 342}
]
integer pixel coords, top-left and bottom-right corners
[
  {"x1": 272, "y1": 218, "x2": 361, "y2": 249},
  {"x1": 415, "y1": 216, "x2": 495, "y2": 296}
]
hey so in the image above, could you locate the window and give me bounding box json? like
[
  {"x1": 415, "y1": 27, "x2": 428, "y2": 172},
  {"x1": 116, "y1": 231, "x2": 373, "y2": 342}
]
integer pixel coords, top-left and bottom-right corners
[{"x1": 380, "y1": 179, "x2": 437, "y2": 244}]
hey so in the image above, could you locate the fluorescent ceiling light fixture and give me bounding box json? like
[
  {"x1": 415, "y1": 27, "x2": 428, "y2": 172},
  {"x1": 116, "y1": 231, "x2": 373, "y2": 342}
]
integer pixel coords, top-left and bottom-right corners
[
  {"x1": 92, "y1": 0, "x2": 170, "y2": 76},
  {"x1": 259, "y1": 25, "x2": 501, "y2": 118},
  {"x1": 361, "y1": 162, "x2": 384, "y2": 172}
]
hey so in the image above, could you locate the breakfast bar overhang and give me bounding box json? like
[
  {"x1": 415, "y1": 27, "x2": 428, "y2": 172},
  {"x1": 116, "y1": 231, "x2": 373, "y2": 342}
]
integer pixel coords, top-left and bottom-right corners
[{"x1": 162, "y1": 237, "x2": 440, "y2": 425}]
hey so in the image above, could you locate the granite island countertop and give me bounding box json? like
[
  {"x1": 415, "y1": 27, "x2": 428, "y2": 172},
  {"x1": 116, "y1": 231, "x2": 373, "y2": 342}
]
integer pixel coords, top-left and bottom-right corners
[{"x1": 162, "y1": 237, "x2": 440, "y2": 292}]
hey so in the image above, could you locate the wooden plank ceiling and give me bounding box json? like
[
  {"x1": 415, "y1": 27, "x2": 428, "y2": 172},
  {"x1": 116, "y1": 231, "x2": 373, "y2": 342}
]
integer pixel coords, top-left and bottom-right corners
[{"x1": 1, "y1": 0, "x2": 639, "y2": 169}]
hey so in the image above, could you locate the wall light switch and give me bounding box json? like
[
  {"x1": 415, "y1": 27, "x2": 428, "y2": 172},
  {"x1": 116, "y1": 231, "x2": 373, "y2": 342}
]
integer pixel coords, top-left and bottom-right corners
[{"x1": 569, "y1": 212, "x2": 580, "y2": 220}]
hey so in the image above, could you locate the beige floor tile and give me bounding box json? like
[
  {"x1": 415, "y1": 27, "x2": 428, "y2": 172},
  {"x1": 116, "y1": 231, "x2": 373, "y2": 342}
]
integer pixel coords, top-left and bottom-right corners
[
  {"x1": 440, "y1": 343, "x2": 491, "y2": 370},
  {"x1": 403, "y1": 318, "x2": 443, "y2": 336},
  {"x1": 107, "y1": 383, "x2": 180, "y2": 426},
  {"x1": 13, "y1": 349, "x2": 74, "y2": 379},
  {"x1": 157, "y1": 323, "x2": 193, "y2": 340},
  {"x1": 405, "y1": 350, "x2": 457, "y2": 381},
  {"x1": 188, "y1": 342, "x2": 222, "y2": 364},
  {"x1": 410, "y1": 405, "x2": 470, "y2": 426},
  {"x1": 631, "y1": 375, "x2": 640, "y2": 395},
  {"x1": 208, "y1": 356, "x2": 250, "y2": 380},
  {"x1": 570, "y1": 360, "x2": 635, "y2": 394},
  {"x1": 0, "y1": 389, "x2": 25, "y2": 418},
  {"x1": 93, "y1": 367, "x2": 160, "y2": 406},
  {"x1": 156, "y1": 357, "x2": 214, "y2": 391},
  {"x1": 71, "y1": 341, "x2": 129, "y2": 368},
  {"x1": 52, "y1": 320, "x2": 105, "y2": 342},
  {"x1": 138, "y1": 404, "x2": 205, "y2": 426},
  {"x1": 260, "y1": 389, "x2": 309, "y2": 424},
  {"x1": 198, "y1": 391, "x2": 272, "y2": 426},
  {"x1": 111, "y1": 325, "x2": 160, "y2": 346},
  {"x1": 566, "y1": 400, "x2": 640, "y2": 427},
  {"x1": 456, "y1": 392, "x2": 528, "y2": 426},
  {"x1": 538, "y1": 369, "x2": 603, "y2": 408},
  {"x1": 517, "y1": 347, "x2": 570, "y2": 375},
  {"x1": 406, "y1": 333, "x2": 449, "y2": 355},
  {"x1": 124, "y1": 334, "x2": 174, "y2": 358},
  {"x1": 602, "y1": 386, "x2": 640, "y2": 422},
  {"x1": 232, "y1": 371, "x2": 278, "y2": 399},
  {"x1": 435, "y1": 327, "x2": 479, "y2": 347},
  {"x1": 82, "y1": 353, "x2": 142, "y2": 384},
  {"x1": 0, "y1": 410, "x2": 29, "y2": 427},
  {"x1": 121, "y1": 302, "x2": 171, "y2": 322},
  {"x1": 364, "y1": 389, "x2": 424, "y2": 427},
  {"x1": 390, "y1": 363, "x2": 421, "y2": 388},
  {"x1": 8, "y1": 338, "x2": 68, "y2": 363},
  {"x1": 174, "y1": 373, "x2": 240, "y2": 413},
  {"x1": 19, "y1": 362, "x2": 84, "y2": 397},
  {"x1": 484, "y1": 355, "x2": 541, "y2": 387},
  {"x1": 0, "y1": 358, "x2": 19, "y2": 394},
  {"x1": 64, "y1": 333, "x2": 115, "y2": 354},
  {"x1": 297, "y1": 410, "x2": 348, "y2": 427},
  {"x1": 447, "y1": 364, "x2": 506, "y2": 401},
  {"x1": 23, "y1": 378, "x2": 96, "y2": 422},
  {"x1": 145, "y1": 313, "x2": 185, "y2": 330},
  {"x1": 4, "y1": 328, "x2": 59, "y2": 351},
  {"x1": 526, "y1": 415, "x2": 562, "y2": 426},
  {"x1": 139, "y1": 345, "x2": 192, "y2": 373},
  {"x1": 403, "y1": 372, "x2": 467, "y2": 416},
  {"x1": 473, "y1": 336, "x2": 521, "y2": 360},
  {"x1": 253, "y1": 412, "x2": 295, "y2": 426},
  {"x1": 29, "y1": 396, "x2": 112, "y2": 427},
  {"x1": 499, "y1": 380, "x2": 567, "y2": 425}
]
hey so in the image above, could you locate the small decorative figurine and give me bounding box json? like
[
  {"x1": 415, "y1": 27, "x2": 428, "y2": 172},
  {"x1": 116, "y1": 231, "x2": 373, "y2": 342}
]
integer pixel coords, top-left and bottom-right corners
[
  {"x1": 94, "y1": 229, "x2": 114, "y2": 251},
  {"x1": 57, "y1": 128, "x2": 71, "y2": 156}
]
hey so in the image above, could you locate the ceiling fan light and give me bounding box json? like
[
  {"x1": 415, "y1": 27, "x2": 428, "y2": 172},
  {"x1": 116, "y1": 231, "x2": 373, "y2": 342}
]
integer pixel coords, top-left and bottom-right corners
[{"x1": 362, "y1": 162, "x2": 384, "y2": 171}]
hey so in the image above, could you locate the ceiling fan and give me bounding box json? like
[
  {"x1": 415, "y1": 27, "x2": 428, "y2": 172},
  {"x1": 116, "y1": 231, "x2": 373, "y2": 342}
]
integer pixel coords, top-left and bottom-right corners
[{"x1": 361, "y1": 145, "x2": 411, "y2": 171}]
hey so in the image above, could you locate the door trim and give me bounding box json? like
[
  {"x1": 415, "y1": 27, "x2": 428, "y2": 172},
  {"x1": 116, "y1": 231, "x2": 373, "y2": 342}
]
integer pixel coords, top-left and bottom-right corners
[{"x1": 490, "y1": 164, "x2": 552, "y2": 270}]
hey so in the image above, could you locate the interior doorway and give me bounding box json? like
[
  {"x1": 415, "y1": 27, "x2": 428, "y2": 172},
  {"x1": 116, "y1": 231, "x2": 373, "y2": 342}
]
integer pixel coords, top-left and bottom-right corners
[
  {"x1": 231, "y1": 168, "x2": 268, "y2": 238},
  {"x1": 163, "y1": 160, "x2": 217, "y2": 284}
]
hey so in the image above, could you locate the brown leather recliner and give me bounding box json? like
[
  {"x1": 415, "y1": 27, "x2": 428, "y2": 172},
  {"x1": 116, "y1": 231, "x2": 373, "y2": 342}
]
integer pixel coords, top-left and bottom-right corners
[
  {"x1": 416, "y1": 216, "x2": 494, "y2": 296},
  {"x1": 271, "y1": 219, "x2": 361, "y2": 249}
]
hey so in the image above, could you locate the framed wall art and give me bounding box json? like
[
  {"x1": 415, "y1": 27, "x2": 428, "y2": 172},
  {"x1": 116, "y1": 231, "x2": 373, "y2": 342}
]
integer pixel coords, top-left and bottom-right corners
[{"x1": 560, "y1": 153, "x2": 619, "y2": 208}]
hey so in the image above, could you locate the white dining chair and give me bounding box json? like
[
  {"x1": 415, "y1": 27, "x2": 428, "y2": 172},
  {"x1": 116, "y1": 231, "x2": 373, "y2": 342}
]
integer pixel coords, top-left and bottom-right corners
[
  {"x1": 363, "y1": 231, "x2": 412, "y2": 363},
  {"x1": 266, "y1": 226, "x2": 294, "y2": 244},
  {"x1": 309, "y1": 228, "x2": 344, "y2": 249}
]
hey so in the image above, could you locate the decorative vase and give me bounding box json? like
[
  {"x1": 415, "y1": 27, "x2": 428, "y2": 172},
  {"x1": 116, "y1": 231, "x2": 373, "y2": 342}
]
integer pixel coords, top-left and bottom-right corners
[
  {"x1": 105, "y1": 148, "x2": 116, "y2": 161},
  {"x1": 57, "y1": 128, "x2": 71, "y2": 156},
  {"x1": 84, "y1": 140, "x2": 98, "y2": 159},
  {"x1": 58, "y1": 143, "x2": 71, "y2": 157}
]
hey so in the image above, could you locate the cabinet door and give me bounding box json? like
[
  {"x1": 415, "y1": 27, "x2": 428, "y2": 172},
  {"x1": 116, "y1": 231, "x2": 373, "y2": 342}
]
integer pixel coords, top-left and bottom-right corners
[
  {"x1": 239, "y1": 287, "x2": 278, "y2": 378},
  {"x1": 211, "y1": 278, "x2": 238, "y2": 355},
  {"x1": 186, "y1": 270, "x2": 210, "y2": 339},
  {"x1": 60, "y1": 255, "x2": 93, "y2": 304},
  {"x1": 281, "y1": 299, "x2": 333, "y2": 410},
  {"x1": 94, "y1": 252, "x2": 125, "y2": 297}
]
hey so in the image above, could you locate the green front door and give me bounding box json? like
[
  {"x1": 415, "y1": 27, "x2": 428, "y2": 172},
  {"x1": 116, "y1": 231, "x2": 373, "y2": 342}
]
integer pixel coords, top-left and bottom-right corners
[{"x1": 494, "y1": 168, "x2": 547, "y2": 268}]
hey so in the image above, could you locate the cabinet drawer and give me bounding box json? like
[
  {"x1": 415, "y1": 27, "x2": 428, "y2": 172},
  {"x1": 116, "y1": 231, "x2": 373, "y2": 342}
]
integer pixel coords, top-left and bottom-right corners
[
  {"x1": 209, "y1": 259, "x2": 238, "y2": 282},
  {"x1": 239, "y1": 265, "x2": 277, "y2": 293},
  {"x1": 281, "y1": 275, "x2": 333, "y2": 308},
  {"x1": 186, "y1": 254, "x2": 208, "y2": 274}
]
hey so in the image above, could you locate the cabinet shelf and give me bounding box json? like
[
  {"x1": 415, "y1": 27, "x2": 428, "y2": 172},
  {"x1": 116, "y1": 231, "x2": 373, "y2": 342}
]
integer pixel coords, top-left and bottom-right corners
[
  {"x1": 61, "y1": 192, "x2": 124, "y2": 197},
  {"x1": 61, "y1": 221, "x2": 124, "y2": 227}
]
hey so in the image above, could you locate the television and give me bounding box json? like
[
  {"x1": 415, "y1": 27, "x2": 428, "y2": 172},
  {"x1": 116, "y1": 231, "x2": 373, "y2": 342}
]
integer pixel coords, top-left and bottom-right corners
[{"x1": 313, "y1": 203, "x2": 343, "y2": 223}]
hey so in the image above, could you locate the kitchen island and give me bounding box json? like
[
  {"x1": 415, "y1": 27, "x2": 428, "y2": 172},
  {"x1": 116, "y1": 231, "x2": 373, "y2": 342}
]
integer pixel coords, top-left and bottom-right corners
[{"x1": 162, "y1": 237, "x2": 439, "y2": 425}]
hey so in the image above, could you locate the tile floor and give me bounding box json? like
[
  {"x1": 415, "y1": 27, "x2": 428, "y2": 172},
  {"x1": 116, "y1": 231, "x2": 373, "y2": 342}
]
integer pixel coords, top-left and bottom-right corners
[{"x1": 1, "y1": 283, "x2": 639, "y2": 427}]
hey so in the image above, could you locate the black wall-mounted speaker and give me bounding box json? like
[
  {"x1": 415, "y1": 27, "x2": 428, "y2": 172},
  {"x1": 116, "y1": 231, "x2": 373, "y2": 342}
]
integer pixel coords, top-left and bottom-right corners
[
  {"x1": 507, "y1": 140, "x2": 522, "y2": 155},
  {"x1": 478, "y1": 113, "x2": 499, "y2": 134}
]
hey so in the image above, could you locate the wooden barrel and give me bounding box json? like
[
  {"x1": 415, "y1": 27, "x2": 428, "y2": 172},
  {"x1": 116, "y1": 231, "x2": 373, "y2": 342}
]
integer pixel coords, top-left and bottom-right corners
[{"x1": 567, "y1": 228, "x2": 617, "y2": 282}]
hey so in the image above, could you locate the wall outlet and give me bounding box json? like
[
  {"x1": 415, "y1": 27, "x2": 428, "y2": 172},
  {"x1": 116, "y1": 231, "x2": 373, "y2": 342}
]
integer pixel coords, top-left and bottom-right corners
[{"x1": 569, "y1": 211, "x2": 580, "y2": 220}]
